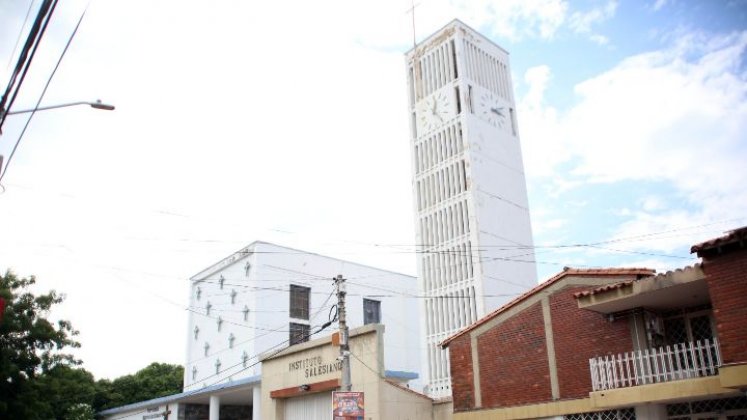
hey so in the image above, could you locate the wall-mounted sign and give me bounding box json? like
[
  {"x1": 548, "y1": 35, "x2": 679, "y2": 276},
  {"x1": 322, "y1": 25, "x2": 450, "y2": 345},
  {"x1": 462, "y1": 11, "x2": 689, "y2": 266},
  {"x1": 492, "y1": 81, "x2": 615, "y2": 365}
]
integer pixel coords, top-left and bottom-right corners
[
  {"x1": 288, "y1": 356, "x2": 342, "y2": 379},
  {"x1": 333, "y1": 391, "x2": 364, "y2": 420}
]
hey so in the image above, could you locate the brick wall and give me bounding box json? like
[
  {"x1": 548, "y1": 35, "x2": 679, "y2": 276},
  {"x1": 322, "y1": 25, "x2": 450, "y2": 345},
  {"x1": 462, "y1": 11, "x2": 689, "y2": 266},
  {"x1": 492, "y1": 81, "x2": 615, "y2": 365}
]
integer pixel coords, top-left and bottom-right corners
[
  {"x1": 701, "y1": 248, "x2": 747, "y2": 365},
  {"x1": 551, "y1": 285, "x2": 633, "y2": 399},
  {"x1": 448, "y1": 334, "x2": 475, "y2": 411},
  {"x1": 476, "y1": 302, "x2": 551, "y2": 408}
]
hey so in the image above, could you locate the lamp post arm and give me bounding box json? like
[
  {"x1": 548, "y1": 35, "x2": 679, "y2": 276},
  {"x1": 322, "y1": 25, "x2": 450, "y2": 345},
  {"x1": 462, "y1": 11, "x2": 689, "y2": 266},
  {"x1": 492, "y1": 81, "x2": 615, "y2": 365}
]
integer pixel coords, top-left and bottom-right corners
[{"x1": 5, "y1": 100, "x2": 115, "y2": 115}]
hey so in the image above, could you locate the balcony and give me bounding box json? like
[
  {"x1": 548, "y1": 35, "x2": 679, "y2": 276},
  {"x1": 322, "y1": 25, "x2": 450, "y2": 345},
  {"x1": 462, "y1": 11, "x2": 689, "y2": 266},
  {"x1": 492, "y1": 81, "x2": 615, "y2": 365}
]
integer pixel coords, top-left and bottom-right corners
[{"x1": 589, "y1": 338, "x2": 722, "y2": 391}]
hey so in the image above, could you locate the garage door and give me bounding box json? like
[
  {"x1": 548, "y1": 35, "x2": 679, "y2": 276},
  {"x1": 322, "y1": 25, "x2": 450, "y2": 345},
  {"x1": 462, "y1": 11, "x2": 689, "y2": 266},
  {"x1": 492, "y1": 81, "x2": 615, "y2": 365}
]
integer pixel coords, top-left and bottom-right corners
[{"x1": 284, "y1": 391, "x2": 332, "y2": 420}]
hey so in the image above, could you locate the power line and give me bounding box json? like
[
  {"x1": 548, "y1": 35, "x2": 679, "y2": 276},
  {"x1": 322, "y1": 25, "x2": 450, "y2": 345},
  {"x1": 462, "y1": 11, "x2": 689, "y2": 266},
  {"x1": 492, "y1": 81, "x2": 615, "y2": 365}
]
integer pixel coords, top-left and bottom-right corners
[
  {"x1": 0, "y1": 2, "x2": 88, "y2": 184},
  {"x1": 0, "y1": 0, "x2": 57, "y2": 132}
]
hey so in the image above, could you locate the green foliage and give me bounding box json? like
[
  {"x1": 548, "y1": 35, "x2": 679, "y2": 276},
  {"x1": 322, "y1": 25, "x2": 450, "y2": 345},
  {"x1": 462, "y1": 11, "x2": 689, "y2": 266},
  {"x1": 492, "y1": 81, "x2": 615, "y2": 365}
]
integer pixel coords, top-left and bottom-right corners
[
  {"x1": 65, "y1": 403, "x2": 95, "y2": 420},
  {"x1": 97, "y1": 363, "x2": 184, "y2": 410},
  {"x1": 0, "y1": 271, "x2": 81, "y2": 419},
  {"x1": 0, "y1": 271, "x2": 184, "y2": 417}
]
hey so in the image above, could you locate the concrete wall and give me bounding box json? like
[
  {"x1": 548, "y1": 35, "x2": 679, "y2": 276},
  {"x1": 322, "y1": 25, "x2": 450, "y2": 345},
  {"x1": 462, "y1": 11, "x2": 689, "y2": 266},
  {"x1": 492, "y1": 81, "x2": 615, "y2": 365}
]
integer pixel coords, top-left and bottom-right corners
[
  {"x1": 260, "y1": 325, "x2": 384, "y2": 420},
  {"x1": 380, "y1": 381, "x2": 434, "y2": 420}
]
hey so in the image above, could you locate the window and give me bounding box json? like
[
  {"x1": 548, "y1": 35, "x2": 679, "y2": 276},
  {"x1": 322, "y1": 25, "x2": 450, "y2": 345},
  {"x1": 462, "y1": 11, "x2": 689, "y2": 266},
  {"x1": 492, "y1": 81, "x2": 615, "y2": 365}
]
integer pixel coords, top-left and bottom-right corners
[
  {"x1": 289, "y1": 285, "x2": 310, "y2": 320},
  {"x1": 363, "y1": 299, "x2": 381, "y2": 324},
  {"x1": 289, "y1": 322, "x2": 310, "y2": 346},
  {"x1": 217, "y1": 316, "x2": 223, "y2": 331},
  {"x1": 191, "y1": 366, "x2": 197, "y2": 380},
  {"x1": 243, "y1": 305, "x2": 250, "y2": 321},
  {"x1": 244, "y1": 261, "x2": 251, "y2": 277},
  {"x1": 241, "y1": 351, "x2": 249, "y2": 368},
  {"x1": 228, "y1": 333, "x2": 235, "y2": 349},
  {"x1": 230, "y1": 289, "x2": 237, "y2": 305},
  {"x1": 196, "y1": 286, "x2": 201, "y2": 301},
  {"x1": 193, "y1": 325, "x2": 199, "y2": 340},
  {"x1": 219, "y1": 275, "x2": 225, "y2": 290},
  {"x1": 215, "y1": 358, "x2": 221, "y2": 374},
  {"x1": 204, "y1": 342, "x2": 210, "y2": 356},
  {"x1": 206, "y1": 301, "x2": 212, "y2": 316}
]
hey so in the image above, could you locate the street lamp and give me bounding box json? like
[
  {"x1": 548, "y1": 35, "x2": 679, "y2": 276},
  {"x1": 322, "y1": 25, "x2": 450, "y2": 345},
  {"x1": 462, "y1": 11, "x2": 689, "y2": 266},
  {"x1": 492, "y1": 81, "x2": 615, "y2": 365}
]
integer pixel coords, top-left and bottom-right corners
[
  {"x1": 0, "y1": 99, "x2": 115, "y2": 185},
  {"x1": 4, "y1": 99, "x2": 115, "y2": 115}
]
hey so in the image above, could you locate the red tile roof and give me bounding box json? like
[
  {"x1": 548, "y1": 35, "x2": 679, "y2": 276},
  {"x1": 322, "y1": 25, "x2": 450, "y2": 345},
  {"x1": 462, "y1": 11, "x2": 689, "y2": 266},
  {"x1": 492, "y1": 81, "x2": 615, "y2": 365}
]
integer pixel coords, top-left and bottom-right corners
[
  {"x1": 440, "y1": 267, "x2": 655, "y2": 347},
  {"x1": 574, "y1": 263, "x2": 702, "y2": 299},
  {"x1": 573, "y1": 280, "x2": 635, "y2": 298},
  {"x1": 691, "y1": 226, "x2": 747, "y2": 255}
]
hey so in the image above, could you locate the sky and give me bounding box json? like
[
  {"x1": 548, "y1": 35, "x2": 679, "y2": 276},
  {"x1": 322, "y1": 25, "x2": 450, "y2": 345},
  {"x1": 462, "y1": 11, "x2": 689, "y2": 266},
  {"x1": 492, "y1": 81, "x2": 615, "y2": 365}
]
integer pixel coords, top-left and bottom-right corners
[{"x1": 0, "y1": 0, "x2": 745, "y2": 381}]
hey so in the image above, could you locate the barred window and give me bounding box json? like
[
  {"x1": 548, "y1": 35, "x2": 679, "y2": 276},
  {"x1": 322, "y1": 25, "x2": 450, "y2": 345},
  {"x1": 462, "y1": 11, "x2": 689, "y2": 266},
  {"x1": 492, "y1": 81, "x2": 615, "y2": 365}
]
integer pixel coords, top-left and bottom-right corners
[
  {"x1": 363, "y1": 298, "x2": 381, "y2": 324},
  {"x1": 289, "y1": 285, "x2": 310, "y2": 320},
  {"x1": 565, "y1": 408, "x2": 635, "y2": 420},
  {"x1": 289, "y1": 322, "x2": 310, "y2": 346}
]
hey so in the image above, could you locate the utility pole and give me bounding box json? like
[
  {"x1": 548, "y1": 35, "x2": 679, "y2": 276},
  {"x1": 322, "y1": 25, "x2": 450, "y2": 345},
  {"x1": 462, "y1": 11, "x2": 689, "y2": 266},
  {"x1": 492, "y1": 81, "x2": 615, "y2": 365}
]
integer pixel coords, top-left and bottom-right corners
[{"x1": 335, "y1": 274, "x2": 351, "y2": 391}]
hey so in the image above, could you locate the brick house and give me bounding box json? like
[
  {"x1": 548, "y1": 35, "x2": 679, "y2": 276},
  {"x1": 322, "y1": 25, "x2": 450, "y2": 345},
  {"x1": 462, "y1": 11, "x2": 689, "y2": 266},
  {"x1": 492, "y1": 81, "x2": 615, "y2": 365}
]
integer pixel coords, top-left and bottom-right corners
[{"x1": 442, "y1": 227, "x2": 747, "y2": 419}]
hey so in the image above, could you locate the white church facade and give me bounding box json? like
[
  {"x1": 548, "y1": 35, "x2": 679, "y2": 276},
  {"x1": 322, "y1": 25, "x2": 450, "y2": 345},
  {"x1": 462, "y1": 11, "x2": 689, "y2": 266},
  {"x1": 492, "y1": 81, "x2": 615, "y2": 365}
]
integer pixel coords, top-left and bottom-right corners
[
  {"x1": 100, "y1": 242, "x2": 423, "y2": 420},
  {"x1": 406, "y1": 19, "x2": 537, "y2": 397}
]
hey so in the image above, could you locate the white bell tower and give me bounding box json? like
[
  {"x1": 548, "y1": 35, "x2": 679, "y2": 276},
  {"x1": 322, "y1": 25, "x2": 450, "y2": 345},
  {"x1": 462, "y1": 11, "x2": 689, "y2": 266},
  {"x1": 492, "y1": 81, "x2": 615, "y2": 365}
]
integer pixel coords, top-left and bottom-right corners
[{"x1": 405, "y1": 19, "x2": 537, "y2": 397}]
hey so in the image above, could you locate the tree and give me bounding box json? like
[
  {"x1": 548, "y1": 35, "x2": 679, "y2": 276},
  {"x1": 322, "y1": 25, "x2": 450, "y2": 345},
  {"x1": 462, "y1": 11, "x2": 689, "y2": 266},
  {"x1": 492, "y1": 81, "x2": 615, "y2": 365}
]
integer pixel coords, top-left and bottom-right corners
[
  {"x1": 0, "y1": 271, "x2": 81, "y2": 419},
  {"x1": 98, "y1": 362, "x2": 184, "y2": 410}
]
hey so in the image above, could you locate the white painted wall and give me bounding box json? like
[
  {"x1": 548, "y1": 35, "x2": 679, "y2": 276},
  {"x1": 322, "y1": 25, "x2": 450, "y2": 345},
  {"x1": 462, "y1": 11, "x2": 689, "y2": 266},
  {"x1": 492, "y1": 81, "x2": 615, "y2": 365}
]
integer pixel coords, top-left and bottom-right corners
[
  {"x1": 183, "y1": 241, "x2": 421, "y2": 391},
  {"x1": 102, "y1": 403, "x2": 178, "y2": 420},
  {"x1": 406, "y1": 19, "x2": 537, "y2": 397}
]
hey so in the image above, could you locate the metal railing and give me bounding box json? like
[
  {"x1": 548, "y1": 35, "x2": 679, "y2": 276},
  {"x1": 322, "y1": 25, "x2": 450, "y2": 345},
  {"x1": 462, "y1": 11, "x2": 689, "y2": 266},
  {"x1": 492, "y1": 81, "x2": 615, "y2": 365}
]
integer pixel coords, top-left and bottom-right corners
[{"x1": 589, "y1": 338, "x2": 721, "y2": 391}]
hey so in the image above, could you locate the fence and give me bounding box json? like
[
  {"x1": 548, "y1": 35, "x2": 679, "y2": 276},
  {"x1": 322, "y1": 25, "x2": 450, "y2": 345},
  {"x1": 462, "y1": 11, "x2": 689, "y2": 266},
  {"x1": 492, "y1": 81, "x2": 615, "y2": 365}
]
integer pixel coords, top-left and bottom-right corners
[{"x1": 589, "y1": 338, "x2": 721, "y2": 391}]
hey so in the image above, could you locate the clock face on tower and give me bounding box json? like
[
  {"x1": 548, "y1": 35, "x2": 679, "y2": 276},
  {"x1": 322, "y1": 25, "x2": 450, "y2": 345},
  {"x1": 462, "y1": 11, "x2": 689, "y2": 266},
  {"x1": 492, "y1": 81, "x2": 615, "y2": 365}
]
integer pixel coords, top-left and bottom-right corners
[
  {"x1": 477, "y1": 90, "x2": 507, "y2": 128},
  {"x1": 417, "y1": 91, "x2": 453, "y2": 134}
]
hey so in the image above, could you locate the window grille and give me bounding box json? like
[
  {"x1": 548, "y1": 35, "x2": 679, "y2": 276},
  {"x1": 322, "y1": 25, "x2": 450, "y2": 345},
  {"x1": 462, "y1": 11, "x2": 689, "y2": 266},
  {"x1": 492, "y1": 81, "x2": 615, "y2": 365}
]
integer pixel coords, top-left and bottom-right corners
[
  {"x1": 363, "y1": 298, "x2": 381, "y2": 324},
  {"x1": 565, "y1": 408, "x2": 635, "y2": 420},
  {"x1": 289, "y1": 322, "x2": 310, "y2": 345},
  {"x1": 667, "y1": 395, "x2": 747, "y2": 418},
  {"x1": 289, "y1": 285, "x2": 310, "y2": 320}
]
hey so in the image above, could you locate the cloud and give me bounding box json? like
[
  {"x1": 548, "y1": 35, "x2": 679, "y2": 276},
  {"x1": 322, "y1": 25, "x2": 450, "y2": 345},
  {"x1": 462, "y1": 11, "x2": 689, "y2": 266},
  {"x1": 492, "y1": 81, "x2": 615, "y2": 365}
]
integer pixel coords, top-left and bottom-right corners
[
  {"x1": 568, "y1": 0, "x2": 617, "y2": 44},
  {"x1": 521, "y1": 29, "x2": 747, "y2": 254},
  {"x1": 569, "y1": 0, "x2": 618, "y2": 33},
  {"x1": 652, "y1": 0, "x2": 671, "y2": 12}
]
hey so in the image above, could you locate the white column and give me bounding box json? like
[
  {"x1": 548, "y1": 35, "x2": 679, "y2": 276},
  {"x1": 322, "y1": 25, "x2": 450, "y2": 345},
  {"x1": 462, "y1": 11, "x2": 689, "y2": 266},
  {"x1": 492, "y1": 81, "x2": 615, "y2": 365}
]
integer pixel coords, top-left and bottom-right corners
[
  {"x1": 252, "y1": 385, "x2": 261, "y2": 420},
  {"x1": 209, "y1": 394, "x2": 220, "y2": 420}
]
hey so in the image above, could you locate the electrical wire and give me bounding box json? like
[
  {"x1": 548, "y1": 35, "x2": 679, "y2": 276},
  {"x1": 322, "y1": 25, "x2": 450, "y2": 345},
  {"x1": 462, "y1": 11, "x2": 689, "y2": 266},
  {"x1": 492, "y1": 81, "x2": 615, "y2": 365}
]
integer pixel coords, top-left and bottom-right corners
[
  {"x1": 4, "y1": 0, "x2": 37, "y2": 72},
  {"x1": 0, "y1": 0, "x2": 56, "y2": 132},
  {"x1": 0, "y1": 2, "x2": 88, "y2": 185}
]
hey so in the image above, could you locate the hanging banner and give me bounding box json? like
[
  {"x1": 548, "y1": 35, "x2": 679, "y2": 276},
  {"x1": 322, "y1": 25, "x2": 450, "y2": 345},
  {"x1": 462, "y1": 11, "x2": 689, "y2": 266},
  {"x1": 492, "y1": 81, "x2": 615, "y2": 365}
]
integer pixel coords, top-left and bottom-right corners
[{"x1": 332, "y1": 391, "x2": 364, "y2": 420}]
